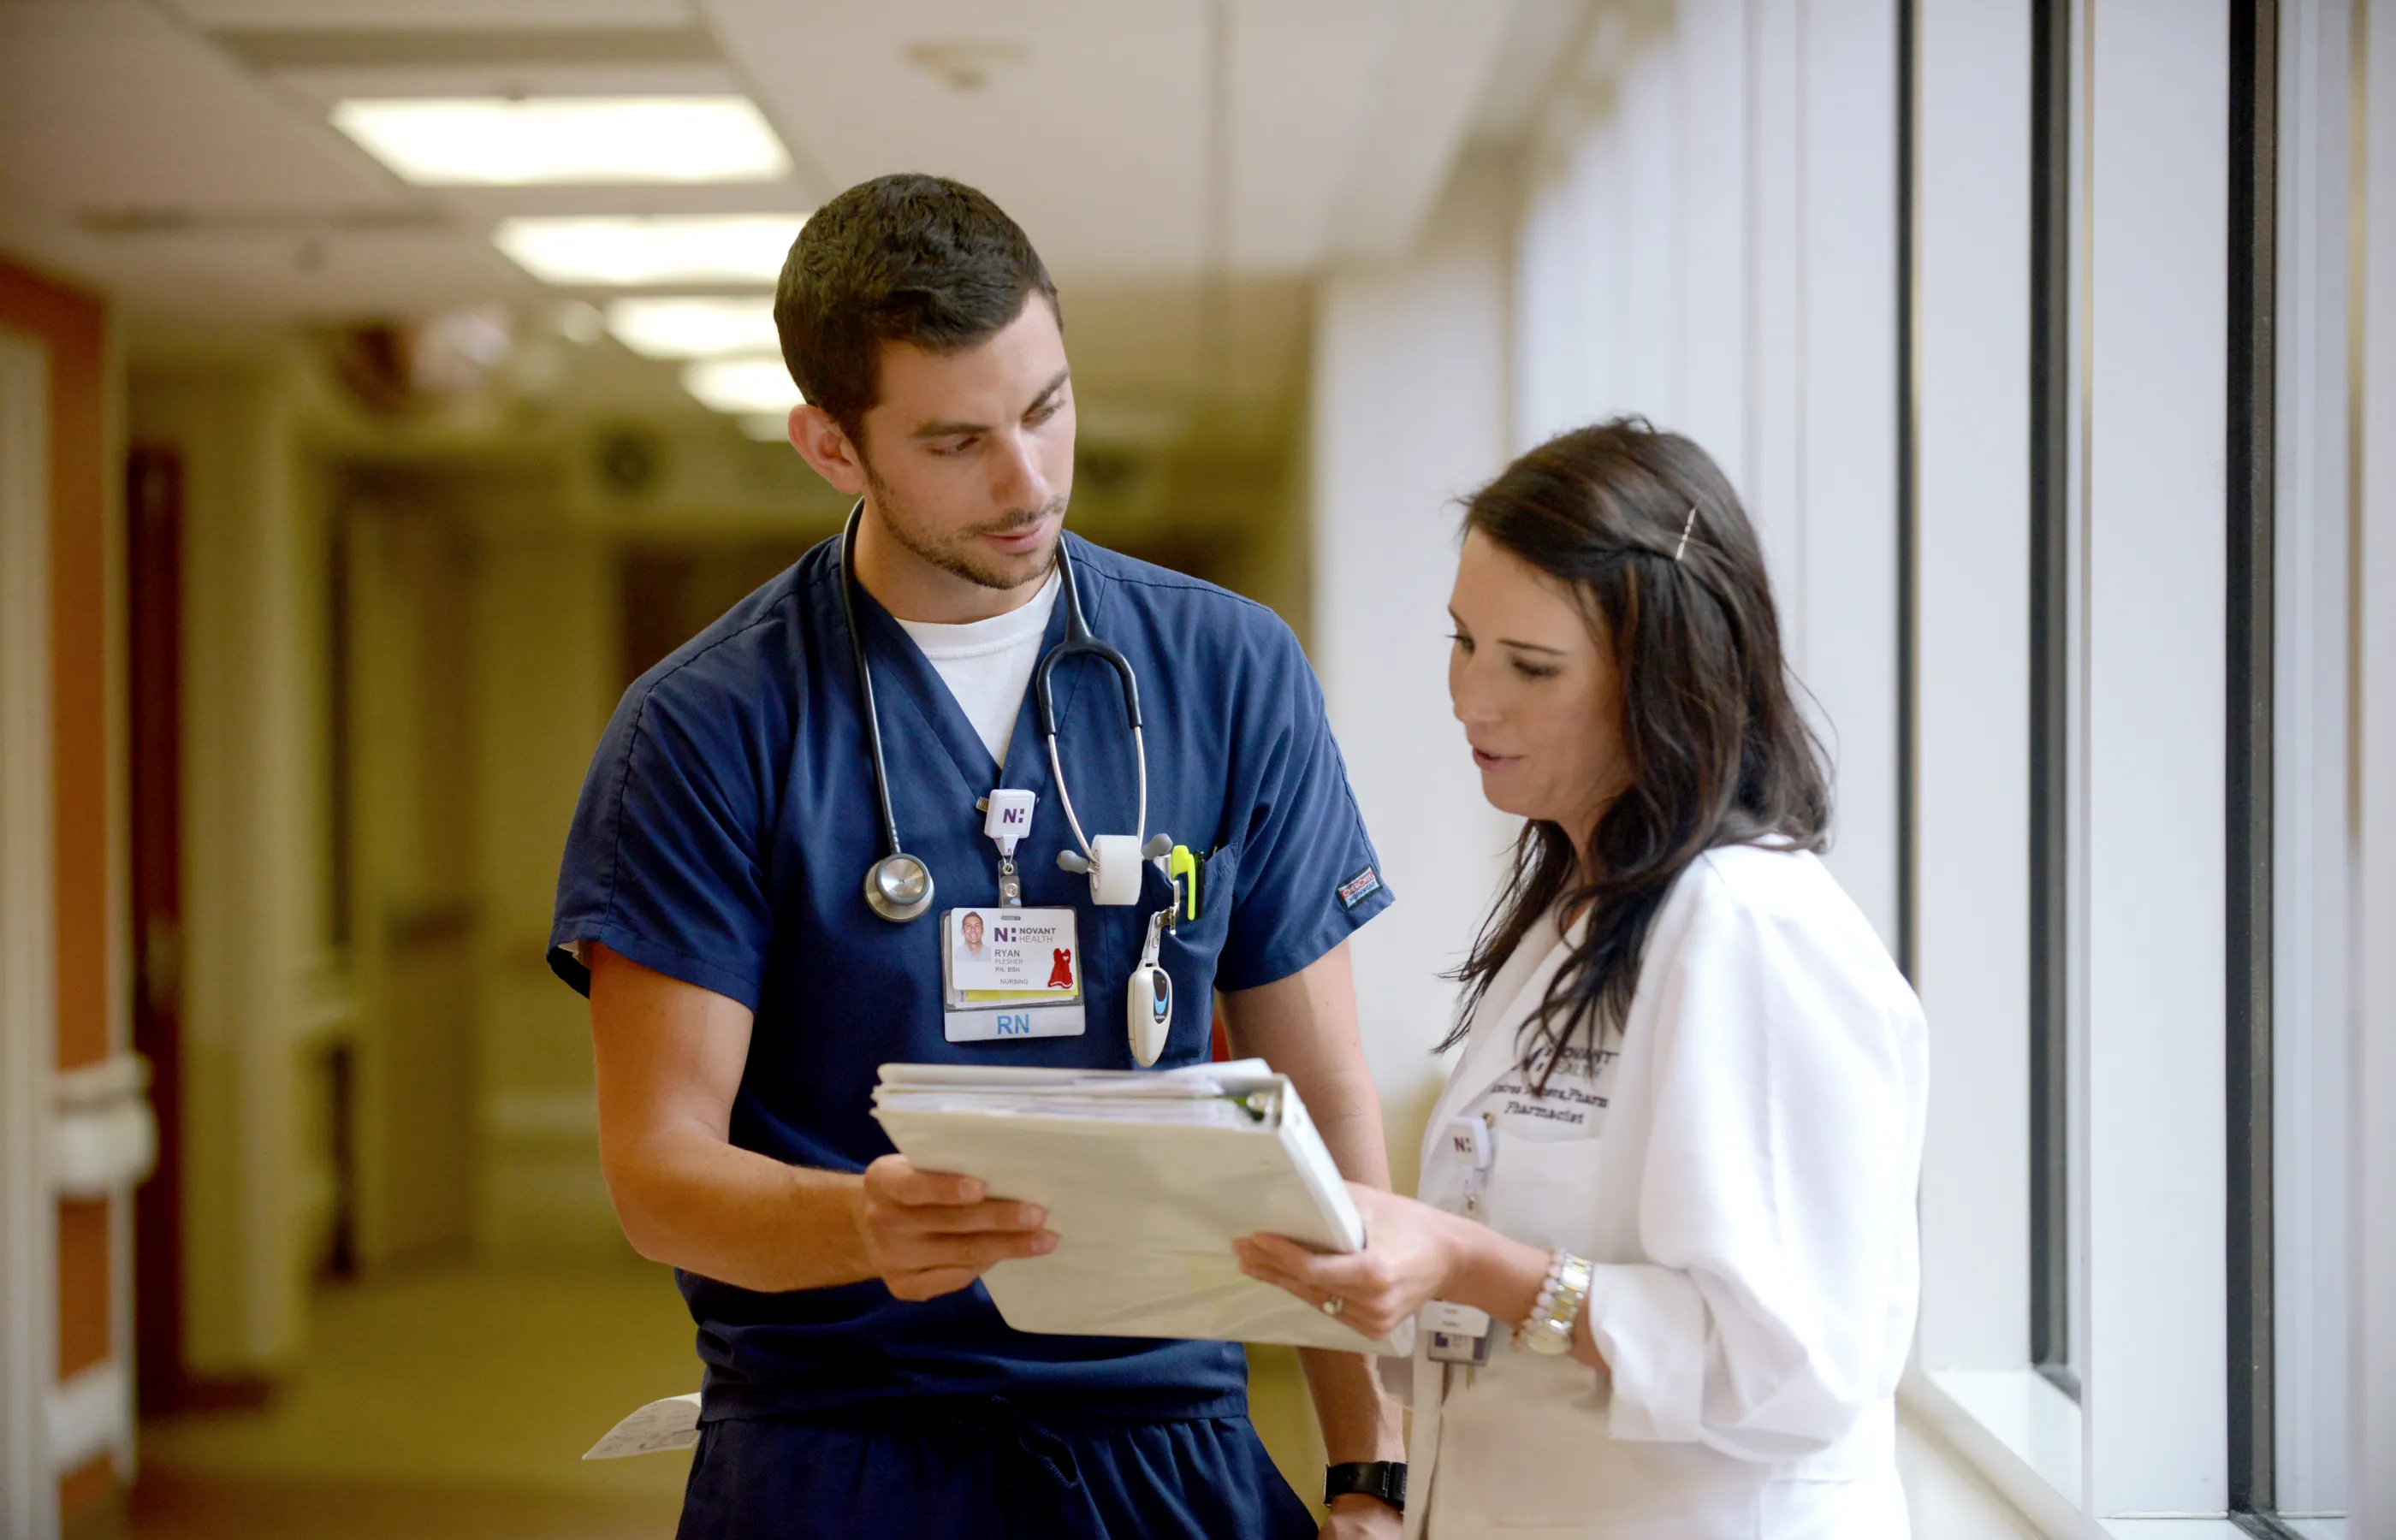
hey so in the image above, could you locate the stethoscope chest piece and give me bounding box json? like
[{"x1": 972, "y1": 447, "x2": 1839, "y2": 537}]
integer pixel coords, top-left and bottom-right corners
[{"x1": 864, "y1": 852, "x2": 934, "y2": 923}]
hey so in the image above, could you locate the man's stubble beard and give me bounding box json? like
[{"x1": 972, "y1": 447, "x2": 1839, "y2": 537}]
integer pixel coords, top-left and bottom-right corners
[{"x1": 864, "y1": 460, "x2": 1070, "y2": 592}]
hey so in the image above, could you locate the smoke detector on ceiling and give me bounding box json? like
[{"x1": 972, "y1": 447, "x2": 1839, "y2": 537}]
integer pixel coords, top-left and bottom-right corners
[{"x1": 904, "y1": 39, "x2": 1029, "y2": 93}]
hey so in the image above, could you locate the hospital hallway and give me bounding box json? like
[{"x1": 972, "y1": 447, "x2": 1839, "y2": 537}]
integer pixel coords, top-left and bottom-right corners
[
  {"x1": 6, "y1": 1, "x2": 2395, "y2": 1537},
  {"x1": 70, "y1": 1253, "x2": 1336, "y2": 1540},
  {"x1": 76, "y1": 1259, "x2": 691, "y2": 1540},
  {"x1": 57, "y1": 1250, "x2": 2036, "y2": 1539}
]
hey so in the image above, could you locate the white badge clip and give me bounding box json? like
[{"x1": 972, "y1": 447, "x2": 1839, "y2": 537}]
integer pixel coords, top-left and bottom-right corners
[
  {"x1": 1445, "y1": 1113, "x2": 1496, "y2": 1217},
  {"x1": 1444, "y1": 1115, "x2": 1495, "y2": 1172},
  {"x1": 982, "y1": 789, "x2": 1036, "y2": 906}
]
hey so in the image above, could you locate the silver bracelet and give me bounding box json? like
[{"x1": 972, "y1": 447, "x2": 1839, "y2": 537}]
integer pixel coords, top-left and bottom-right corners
[{"x1": 1514, "y1": 1248, "x2": 1593, "y2": 1357}]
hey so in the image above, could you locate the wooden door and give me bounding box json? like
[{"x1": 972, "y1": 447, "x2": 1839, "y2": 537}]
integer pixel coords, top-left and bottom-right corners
[{"x1": 128, "y1": 447, "x2": 187, "y2": 1413}]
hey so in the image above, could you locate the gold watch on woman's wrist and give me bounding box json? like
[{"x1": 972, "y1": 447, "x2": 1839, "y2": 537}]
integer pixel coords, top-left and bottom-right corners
[{"x1": 1515, "y1": 1249, "x2": 1593, "y2": 1357}]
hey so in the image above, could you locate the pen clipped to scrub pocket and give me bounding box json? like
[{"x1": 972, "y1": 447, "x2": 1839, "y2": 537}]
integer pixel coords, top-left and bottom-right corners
[{"x1": 1167, "y1": 844, "x2": 1205, "y2": 924}]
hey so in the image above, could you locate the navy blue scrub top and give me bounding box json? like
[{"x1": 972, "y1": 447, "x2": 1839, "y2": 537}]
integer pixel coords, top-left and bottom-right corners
[{"x1": 549, "y1": 533, "x2": 1394, "y2": 1425}]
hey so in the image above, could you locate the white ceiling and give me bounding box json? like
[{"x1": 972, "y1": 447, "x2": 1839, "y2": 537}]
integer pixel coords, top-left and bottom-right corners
[
  {"x1": 163, "y1": 0, "x2": 702, "y2": 28},
  {"x1": 0, "y1": 0, "x2": 1558, "y2": 435}
]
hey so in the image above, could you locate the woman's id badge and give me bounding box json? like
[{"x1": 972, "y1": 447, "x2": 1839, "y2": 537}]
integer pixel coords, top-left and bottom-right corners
[
  {"x1": 1423, "y1": 1299, "x2": 1494, "y2": 1365},
  {"x1": 940, "y1": 907, "x2": 1086, "y2": 1042}
]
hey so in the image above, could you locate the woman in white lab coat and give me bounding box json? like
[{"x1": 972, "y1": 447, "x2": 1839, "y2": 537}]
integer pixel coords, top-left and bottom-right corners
[{"x1": 1236, "y1": 418, "x2": 1928, "y2": 1538}]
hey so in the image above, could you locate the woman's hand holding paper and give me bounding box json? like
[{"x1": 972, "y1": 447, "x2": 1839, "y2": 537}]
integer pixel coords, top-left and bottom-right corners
[{"x1": 1234, "y1": 1183, "x2": 1474, "y2": 1342}]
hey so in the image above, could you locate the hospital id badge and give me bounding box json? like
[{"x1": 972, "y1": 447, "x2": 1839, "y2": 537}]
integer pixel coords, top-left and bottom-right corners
[
  {"x1": 1423, "y1": 1300, "x2": 1493, "y2": 1365},
  {"x1": 940, "y1": 907, "x2": 1086, "y2": 1043}
]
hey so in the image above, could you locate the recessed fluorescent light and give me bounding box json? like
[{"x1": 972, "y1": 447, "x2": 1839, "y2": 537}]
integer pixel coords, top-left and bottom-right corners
[
  {"x1": 682, "y1": 354, "x2": 803, "y2": 416},
  {"x1": 332, "y1": 97, "x2": 790, "y2": 187},
  {"x1": 608, "y1": 295, "x2": 780, "y2": 359},
  {"x1": 494, "y1": 215, "x2": 805, "y2": 287}
]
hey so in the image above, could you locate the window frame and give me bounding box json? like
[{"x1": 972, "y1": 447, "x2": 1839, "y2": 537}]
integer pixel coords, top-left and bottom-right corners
[
  {"x1": 2027, "y1": 0, "x2": 2079, "y2": 1398},
  {"x1": 2225, "y1": 0, "x2": 2286, "y2": 1530}
]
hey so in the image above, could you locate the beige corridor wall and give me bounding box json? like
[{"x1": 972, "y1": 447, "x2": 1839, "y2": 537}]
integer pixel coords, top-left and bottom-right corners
[{"x1": 472, "y1": 529, "x2": 621, "y2": 1256}]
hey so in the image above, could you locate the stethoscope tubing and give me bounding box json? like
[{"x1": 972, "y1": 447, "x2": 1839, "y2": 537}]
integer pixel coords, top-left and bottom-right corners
[
  {"x1": 1034, "y1": 537, "x2": 1146, "y2": 864},
  {"x1": 839, "y1": 503, "x2": 911, "y2": 864},
  {"x1": 837, "y1": 499, "x2": 1148, "y2": 895}
]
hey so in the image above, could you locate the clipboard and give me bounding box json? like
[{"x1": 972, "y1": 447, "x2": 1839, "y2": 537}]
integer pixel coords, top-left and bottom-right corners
[{"x1": 871, "y1": 1061, "x2": 1414, "y2": 1356}]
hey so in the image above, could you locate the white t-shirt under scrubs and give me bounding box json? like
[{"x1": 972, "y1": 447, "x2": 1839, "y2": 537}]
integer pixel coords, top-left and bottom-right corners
[{"x1": 893, "y1": 571, "x2": 1061, "y2": 771}]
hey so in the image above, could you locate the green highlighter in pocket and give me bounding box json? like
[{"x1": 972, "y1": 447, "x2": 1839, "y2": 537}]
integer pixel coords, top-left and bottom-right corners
[{"x1": 1167, "y1": 844, "x2": 1206, "y2": 925}]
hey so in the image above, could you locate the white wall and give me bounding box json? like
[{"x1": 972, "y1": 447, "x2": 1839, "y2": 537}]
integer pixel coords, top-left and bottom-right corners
[
  {"x1": 1314, "y1": 0, "x2": 1910, "y2": 1168},
  {"x1": 1310, "y1": 152, "x2": 1520, "y2": 1187},
  {"x1": 1312, "y1": 0, "x2": 1910, "y2": 1169},
  {"x1": 2352, "y1": 0, "x2": 2396, "y2": 1525},
  {"x1": 2272, "y1": 0, "x2": 2361, "y2": 1515},
  {"x1": 2076, "y1": 1, "x2": 2232, "y2": 1513},
  {"x1": 473, "y1": 530, "x2": 621, "y2": 1256},
  {"x1": 1913, "y1": 0, "x2": 2033, "y2": 1377},
  {"x1": 1509, "y1": 0, "x2": 1905, "y2": 946},
  {"x1": 1783, "y1": 0, "x2": 1903, "y2": 949}
]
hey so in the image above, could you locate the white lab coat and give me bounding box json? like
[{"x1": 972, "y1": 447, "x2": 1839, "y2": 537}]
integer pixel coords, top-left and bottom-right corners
[{"x1": 1398, "y1": 844, "x2": 1928, "y2": 1539}]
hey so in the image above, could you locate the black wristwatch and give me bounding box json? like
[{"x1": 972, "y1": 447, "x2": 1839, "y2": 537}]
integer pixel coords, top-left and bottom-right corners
[{"x1": 1324, "y1": 1460, "x2": 1407, "y2": 1513}]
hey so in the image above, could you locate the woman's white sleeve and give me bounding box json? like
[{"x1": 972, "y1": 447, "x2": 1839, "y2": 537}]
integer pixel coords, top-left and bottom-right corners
[{"x1": 1577, "y1": 882, "x2": 1922, "y2": 1461}]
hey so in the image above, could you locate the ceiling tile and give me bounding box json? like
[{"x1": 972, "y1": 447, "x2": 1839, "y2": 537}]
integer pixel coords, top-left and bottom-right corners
[
  {"x1": 0, "y1": 213, "x2": 535, "y2": 322},
  {"x1": 267, "y1": 62, "x2": 744, "y2": 110},
  {"x1": 162, "y1": 0, "x2": 697, "y2": 31},
  {"x1": 0, "y1": 0, "x2": 405, "y2": 216},
  {"x1": 699, "y1": 0, "x2": 1414, "y2": 278}
]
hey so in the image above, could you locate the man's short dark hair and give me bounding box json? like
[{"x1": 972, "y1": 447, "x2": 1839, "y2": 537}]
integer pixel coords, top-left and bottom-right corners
[{"x1": 774, "y1": 173, "x2": 1060, "y2": 444}]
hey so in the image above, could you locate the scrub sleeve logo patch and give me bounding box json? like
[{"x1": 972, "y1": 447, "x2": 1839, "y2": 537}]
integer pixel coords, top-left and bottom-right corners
[{"x1": 1337, "y1": 866, "x2": 1382, "y2": 910}]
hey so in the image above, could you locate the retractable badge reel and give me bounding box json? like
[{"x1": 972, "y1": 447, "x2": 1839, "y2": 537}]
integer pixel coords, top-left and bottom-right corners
[
  {"x1": 1424, "y1": 1113, "x2": 1498, "y2": 1366},
  {"x1": 982, "y1": 789, "x2": 1036, "y2": 906}
]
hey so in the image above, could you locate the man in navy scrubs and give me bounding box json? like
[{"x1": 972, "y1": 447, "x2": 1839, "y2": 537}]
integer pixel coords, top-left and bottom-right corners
[{"x1": 549, "y1": 174, "x2": 1406, "y2": 1537}]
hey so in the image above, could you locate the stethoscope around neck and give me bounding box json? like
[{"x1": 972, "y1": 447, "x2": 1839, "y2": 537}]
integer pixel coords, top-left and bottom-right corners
[{"x1": 837, "y1": 500, "x2": 1162, "y2": 925}]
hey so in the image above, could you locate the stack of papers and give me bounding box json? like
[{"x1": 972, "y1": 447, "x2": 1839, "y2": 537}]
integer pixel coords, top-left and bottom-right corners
[{"x1": 873, "y1": 1059, "x2": 1412, "y2": 1355}]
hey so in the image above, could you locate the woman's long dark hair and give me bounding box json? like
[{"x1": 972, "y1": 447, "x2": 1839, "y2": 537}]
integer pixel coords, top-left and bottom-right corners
[{"x1": 1443, "y1": 418, "x2": 1830, "y2": 1075}]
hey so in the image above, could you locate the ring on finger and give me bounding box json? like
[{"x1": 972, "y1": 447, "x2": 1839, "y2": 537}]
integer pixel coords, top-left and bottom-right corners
[{"x1": 1320, "y1": 1295, "x2": 1345, "y2": 1317}]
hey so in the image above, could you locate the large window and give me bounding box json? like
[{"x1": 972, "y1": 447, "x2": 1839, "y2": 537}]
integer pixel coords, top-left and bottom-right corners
[
  {"x1": 1913, "y1": 0, "x2": 2374, "y2": 1532},
  {"x1": 1474, "y1": 0, "x2": 2386, "y2": 1526}
]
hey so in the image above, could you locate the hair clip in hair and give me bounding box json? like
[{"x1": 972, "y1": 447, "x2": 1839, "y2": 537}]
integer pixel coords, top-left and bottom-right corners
[{"x1": 1673, "y1": 506, "x2": 1699, "y2": 562}]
